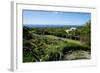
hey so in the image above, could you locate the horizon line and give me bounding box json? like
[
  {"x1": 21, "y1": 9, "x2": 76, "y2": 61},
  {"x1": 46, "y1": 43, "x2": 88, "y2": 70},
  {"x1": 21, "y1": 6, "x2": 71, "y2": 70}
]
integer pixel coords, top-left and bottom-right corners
[{"x1": 23, "y1": 24, "x2": 84, "y2": 25}]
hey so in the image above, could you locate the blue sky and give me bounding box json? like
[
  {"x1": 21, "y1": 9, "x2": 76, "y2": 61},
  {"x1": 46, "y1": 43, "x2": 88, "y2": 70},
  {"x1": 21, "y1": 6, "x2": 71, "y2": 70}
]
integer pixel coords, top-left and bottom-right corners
[{"x1": 23, "y1": 10, "x2": 91, "y2": 25}]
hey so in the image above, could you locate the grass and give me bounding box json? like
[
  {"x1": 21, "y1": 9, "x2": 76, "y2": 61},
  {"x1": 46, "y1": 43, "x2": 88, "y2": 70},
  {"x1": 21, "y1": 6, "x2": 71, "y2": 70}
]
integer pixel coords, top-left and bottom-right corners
[{"x1": 66, "y1": 39, "x2": 82, "y2": 45}]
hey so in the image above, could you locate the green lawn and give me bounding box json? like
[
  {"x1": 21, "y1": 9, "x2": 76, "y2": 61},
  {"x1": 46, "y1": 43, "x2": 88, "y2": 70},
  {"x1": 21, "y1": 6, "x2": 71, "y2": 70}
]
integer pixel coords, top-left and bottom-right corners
[{"x1": 66, "y1": 39, "x2": 83, "y2": 45}]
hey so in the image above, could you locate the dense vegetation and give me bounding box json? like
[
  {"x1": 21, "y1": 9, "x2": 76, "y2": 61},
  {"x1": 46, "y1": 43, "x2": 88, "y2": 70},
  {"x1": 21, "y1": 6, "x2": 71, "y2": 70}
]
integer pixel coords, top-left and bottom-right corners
[{"x1": 23, "y1": 21, "x2": 91, "y2": 62}]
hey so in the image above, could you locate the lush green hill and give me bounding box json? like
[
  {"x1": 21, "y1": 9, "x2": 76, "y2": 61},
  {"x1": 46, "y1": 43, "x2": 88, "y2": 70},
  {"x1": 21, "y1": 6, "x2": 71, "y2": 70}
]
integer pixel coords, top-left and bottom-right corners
[{"x1": 23, "y1": 21, "x2": 91, "y2": 62}]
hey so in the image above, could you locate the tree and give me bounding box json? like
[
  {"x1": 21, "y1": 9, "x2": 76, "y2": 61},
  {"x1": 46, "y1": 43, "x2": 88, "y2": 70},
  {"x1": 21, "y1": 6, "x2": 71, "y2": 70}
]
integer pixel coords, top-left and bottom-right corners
[{"x1": 80, "y1": 20, "x2": 91, "y2": 46}]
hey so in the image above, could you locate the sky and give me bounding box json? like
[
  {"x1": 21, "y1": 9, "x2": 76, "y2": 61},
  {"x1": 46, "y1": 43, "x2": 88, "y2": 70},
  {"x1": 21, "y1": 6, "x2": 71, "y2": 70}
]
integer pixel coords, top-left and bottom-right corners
[{"x1": 23, "y1": 10, "x2": 91, "y2": 26}]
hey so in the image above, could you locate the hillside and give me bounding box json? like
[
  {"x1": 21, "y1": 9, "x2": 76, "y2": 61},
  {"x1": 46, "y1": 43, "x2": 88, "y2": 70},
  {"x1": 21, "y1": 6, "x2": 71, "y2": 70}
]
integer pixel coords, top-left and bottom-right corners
[{"x1": 23, "y1": 23, "x2": 91, "y2": 62}]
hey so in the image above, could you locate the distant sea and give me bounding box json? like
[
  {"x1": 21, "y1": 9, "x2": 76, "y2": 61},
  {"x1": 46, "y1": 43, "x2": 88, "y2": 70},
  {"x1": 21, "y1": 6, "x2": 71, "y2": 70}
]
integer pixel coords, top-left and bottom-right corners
[{"x1": 23, "y1": 24, "x2": 83, "y2": 28}]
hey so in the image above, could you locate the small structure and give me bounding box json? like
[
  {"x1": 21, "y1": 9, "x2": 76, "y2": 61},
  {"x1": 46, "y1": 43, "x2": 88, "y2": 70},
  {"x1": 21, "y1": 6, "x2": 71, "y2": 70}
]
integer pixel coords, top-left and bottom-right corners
[
  {"x1": 70, "y1": 27, "x2": 76, "y2": 31},
  {"x1": 65, "y1": 27, "x2": 76, "y2": 33},
  {"x1": 65, "y1": 27, "x2": 80, "y2": 40}
]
